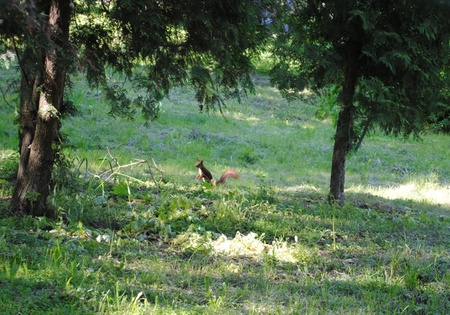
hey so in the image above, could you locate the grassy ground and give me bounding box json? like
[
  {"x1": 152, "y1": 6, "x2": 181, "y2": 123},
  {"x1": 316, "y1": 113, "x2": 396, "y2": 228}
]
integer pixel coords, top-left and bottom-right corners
[{"x1": 0, "y1": 70, "x2": 449, "y2": 314}]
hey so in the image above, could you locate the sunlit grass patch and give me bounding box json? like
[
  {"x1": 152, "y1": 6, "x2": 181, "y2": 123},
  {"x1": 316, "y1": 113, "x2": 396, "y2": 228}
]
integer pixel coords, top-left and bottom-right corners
[
  {"x1": 173, "y1": 230, "x2": 307, "y2": 264},
  {"x1": 349, "y1": 181, "x2": 450, "y2": 208}
]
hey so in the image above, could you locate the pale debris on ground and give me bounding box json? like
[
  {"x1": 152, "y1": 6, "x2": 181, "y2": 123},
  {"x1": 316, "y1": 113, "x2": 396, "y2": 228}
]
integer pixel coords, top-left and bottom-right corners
[{"x1": 174, "y1": 231, "x2": 299, "y2": 263}]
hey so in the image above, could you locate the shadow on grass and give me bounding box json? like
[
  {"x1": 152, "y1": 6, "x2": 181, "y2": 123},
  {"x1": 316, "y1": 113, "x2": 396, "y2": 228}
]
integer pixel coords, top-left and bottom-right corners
[
  {"x1": 0, "y1": 277, "x2": 90, "y2": 315},
  {"x1": 98, "y1": 237, "x2": 450, "y2": 314}
]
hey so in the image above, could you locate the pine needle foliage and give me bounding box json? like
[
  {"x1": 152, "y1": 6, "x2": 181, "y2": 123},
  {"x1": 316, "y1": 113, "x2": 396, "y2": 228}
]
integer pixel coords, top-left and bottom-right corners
[
  {"x1": 270, "y1": 0, "x2": 450, "y2": 145},
  {"x1": 72, "y1": 0, "x2": 270, "y2": 118}
]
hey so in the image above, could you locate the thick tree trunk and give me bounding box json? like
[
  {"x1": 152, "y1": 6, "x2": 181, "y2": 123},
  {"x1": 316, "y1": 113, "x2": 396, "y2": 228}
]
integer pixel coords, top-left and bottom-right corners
[
  {"x1": 328, "y1": 41, "x2": 362, "y2": 206},
  {"x1": 12, "y1": 0, "x2": 72, "y2": 217}
]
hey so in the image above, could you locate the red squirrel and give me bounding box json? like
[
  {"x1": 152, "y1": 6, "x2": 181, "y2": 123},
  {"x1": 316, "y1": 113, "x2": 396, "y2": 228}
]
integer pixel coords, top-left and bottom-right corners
[{"x1": 195, "y1": 159, "x2": 239, "y2": 185}]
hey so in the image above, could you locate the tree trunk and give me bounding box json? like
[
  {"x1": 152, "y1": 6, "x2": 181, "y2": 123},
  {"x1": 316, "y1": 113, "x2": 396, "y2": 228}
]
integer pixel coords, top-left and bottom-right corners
[
  {"x1": 329, "y1": 105, "x2": 354, "y2": 206},
  {"x1": 12, "y1": 0, "x2": 72, "y2": 217},
  {"x1": 328, "y1": 41, "x2": 361, "y2": 206}
]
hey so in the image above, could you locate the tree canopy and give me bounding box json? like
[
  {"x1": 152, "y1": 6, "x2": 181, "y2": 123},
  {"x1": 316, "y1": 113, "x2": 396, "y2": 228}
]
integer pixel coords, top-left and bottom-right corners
[{"x1": 72, "y1": 0, "x2": 268, "y2": 117}]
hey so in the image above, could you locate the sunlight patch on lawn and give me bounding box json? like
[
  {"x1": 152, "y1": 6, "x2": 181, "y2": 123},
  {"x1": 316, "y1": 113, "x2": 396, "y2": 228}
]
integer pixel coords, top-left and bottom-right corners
[
  {"x1": 349, "y1": 182, "x2": 450, "y2": 206},
  {"x1": 0, "y1": 149, "x2": 16, "y2": 156},
  {"x1": 280, "y1": 177, "x2": 330, "y2": 193},
  {"x1": 211, "y1": 232, "x2": 299, "y2": 263},
  {"x1": 231, "y1": 112, "x2": 261, "y2": 122},
  {"x1": 173, "y1": 231, "x2": 302, "y2": 263},
  {"x1": 282, "y1": 183, "x2": 322, "y2": 193}
]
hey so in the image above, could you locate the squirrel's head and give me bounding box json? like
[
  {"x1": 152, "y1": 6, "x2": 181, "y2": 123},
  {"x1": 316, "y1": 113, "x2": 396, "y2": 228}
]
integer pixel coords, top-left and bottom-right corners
[{"x1": 195, "y1": 159, "x2": 204, "y2": 168}]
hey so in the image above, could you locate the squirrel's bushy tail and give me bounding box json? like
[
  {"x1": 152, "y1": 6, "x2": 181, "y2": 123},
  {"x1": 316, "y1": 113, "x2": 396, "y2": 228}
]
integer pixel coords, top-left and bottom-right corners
[{"x1": 217, "y1": 169, "x2": 239, "y2": 184}]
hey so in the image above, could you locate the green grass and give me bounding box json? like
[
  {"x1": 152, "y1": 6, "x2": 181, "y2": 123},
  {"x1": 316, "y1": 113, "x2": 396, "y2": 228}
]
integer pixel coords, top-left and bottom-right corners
[{"x1": 0, "y1": 70, "x2": 449, "y2": 314}]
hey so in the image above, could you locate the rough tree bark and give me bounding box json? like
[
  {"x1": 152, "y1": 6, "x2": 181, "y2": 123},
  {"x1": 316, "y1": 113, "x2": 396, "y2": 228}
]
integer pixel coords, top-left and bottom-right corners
[
  {"x1": 328, "y1": 40, "x2": 362, "y2": 206},
  {"x1": 12, "y1": 0, "x2": 72, "y2": 217}
]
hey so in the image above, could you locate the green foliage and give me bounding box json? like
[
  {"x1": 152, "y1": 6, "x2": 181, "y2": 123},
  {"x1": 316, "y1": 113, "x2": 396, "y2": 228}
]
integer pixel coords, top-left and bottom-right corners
[
  {"x1": 0, "y1": 151, "x2": 18, "y2": 180},
  {"x1": 428, "y1": 69, "x2": 450, "y2": 133},
  {"x1": 71, "y1": 0, "x2": 269, "y2": 118},
  {"x1": 314, "y1": 85, "x2": 341, "y2": 121},
  {"x1": 270, "y1": 0, "x2": 450, "y2": 144}
]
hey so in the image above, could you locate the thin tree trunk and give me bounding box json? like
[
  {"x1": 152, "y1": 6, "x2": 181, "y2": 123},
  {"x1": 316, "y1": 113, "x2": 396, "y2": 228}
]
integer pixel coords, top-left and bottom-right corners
[
  {"x1": 329, "y1": 105, "x2": 354, "y2": 205},
  {"x1": 328, "y1": 41, "x2": 361, "y2": 206},
  {"x1": 12, "y1": 0, "x2": 72, "y2": 217}
]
